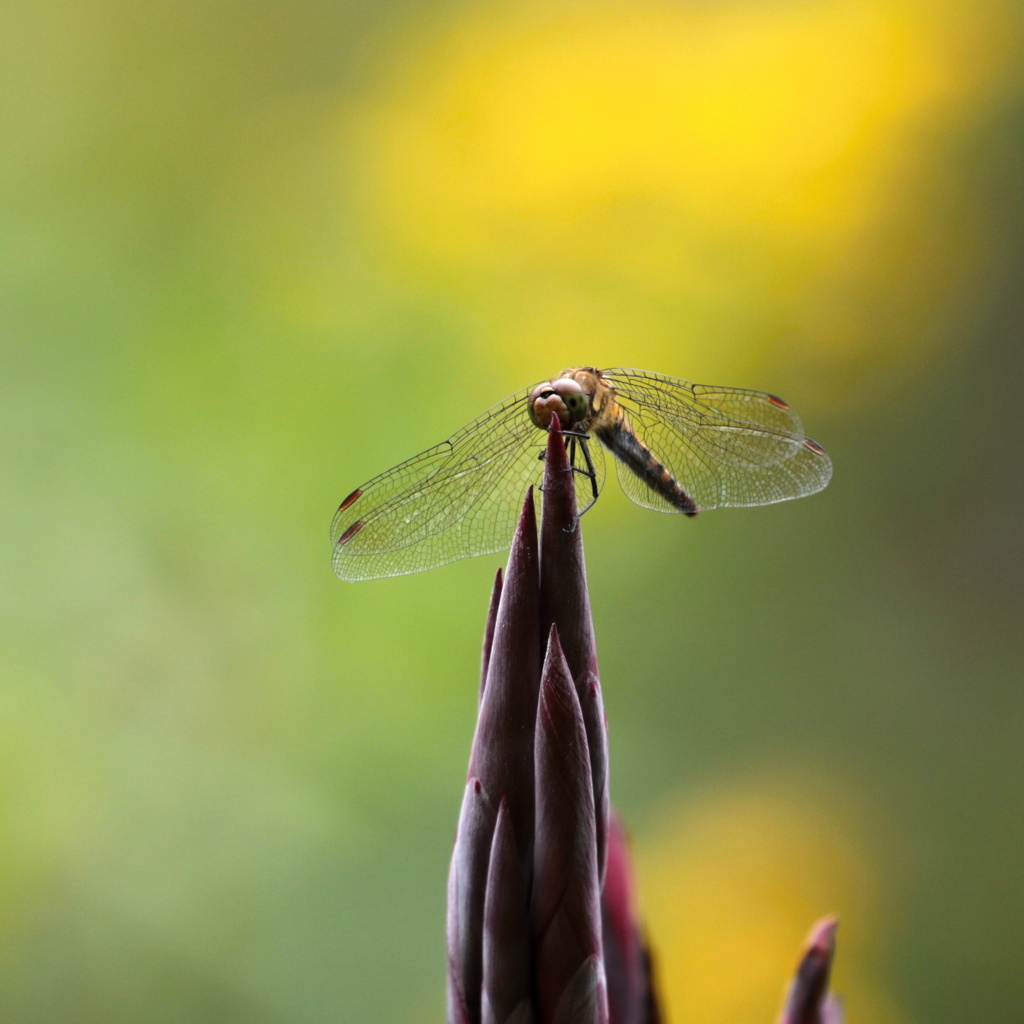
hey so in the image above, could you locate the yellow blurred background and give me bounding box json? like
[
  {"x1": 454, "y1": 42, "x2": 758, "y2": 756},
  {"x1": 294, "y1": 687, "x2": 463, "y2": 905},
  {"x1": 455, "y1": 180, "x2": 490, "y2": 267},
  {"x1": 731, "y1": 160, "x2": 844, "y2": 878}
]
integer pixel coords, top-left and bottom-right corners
[{"x1": 2, "y1": 0, "x2": 1022, "y2": 1020}]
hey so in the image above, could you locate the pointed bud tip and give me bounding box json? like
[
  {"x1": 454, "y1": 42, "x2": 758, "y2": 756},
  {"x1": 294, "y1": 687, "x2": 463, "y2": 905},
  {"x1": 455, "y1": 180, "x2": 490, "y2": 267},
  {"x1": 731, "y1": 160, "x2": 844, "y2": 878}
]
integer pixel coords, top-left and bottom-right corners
[
  {"x1": 545, "y1": 621, "x2": 563, "y2": 651},
  {"x1": 776, "y1": 915, "x2": 840, "y2": 1024},
  {"x1": 804, "y1": 916, "x2": 839, "y2": 958}
]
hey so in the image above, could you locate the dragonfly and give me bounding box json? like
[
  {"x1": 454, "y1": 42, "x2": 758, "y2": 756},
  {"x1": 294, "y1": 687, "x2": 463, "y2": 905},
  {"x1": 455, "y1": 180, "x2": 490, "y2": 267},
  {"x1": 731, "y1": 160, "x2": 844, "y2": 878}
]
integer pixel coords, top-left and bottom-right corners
[{"x1": 331, "y1": 366, "x2": 832, "y2": 580}]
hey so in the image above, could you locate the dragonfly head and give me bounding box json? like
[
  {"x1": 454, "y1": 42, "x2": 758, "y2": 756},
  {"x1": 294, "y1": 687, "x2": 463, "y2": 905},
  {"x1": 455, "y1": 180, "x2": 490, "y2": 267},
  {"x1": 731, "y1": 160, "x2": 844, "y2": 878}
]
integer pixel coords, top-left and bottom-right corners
[{"x1": 528, "y1": 377, "x2": 590, "y2": 430}]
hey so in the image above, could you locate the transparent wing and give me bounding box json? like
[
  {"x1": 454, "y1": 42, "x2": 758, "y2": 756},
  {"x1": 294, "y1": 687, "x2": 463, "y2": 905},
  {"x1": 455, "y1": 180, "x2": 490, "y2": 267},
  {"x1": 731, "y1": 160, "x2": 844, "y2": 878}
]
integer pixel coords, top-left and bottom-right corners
[
  {"x1": 601, "y1": 368, "x2": 833, "y2": 512},
  {"x1": 331, "y1": 385, "x2": 589, "y2": 580}
]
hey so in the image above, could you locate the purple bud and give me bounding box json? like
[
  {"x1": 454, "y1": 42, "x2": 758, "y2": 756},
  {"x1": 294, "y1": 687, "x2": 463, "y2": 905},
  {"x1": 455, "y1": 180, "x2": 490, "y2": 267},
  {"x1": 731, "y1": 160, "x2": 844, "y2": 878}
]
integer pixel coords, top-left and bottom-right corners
[
  {"x1": 447, "y1": 419, "x2": 654, "y2": 1024},
  {"x1": 777, "y1": 916, "x2": 841, "y2": 1024},
  {"x1": 602, "y1": 817, "x2": 661, "y2": 1024},
  {"x1": 538, "y1": 418, "x2": 608, "y2": 879},
  {"x1": 482, "y1": 802, "x2": 532, "y2": 1024},
  {"x1": 531, "y1": 627, "x2": 608, "y2": 1024},
  {"x1": 575, "y1": 669, "x2": 609, "y2": 885},
  {"x1": 546, "y1": 955, "x2": 607, "y2": 1024},
  {"x1": 469, "y1": 490, "x2": 541, "y2": 862},
  {"x1": 448, "y1": 778, "x2": 500, "y2": 1024},
  {"x1": 539, "y1": 415, "x2": 599, "y2": 683},
  {"x1": 480, "y1": 568, "x2": 503, "y2": 700}
]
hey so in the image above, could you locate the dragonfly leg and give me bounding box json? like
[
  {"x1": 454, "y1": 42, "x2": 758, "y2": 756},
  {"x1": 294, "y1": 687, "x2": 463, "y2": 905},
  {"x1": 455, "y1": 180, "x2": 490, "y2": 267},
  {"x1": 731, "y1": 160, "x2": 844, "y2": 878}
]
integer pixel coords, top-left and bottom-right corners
[
  {"x1": 538, "y1": 428, "x2": 597, "y2": 520},
  {"x1": 539, "y1": 434, "x2": 577, "y2": 501},
  {"x1": 567, "y1": 435, "x2": 600, "y2": 526},
  {"x1": 537, "y1": 427, "x2": 587, "y2": 476}
]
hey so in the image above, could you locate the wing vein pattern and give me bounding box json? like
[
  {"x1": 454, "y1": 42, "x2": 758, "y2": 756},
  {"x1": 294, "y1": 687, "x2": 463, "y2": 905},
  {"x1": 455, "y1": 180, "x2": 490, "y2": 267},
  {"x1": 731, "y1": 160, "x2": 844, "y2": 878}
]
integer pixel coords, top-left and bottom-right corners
[
  {"x1": 331, "y1": 386, "x2": 547, "y2": 579},
  {"x1": 601, "y1": 368, "x2": 832, "y2": 512}
]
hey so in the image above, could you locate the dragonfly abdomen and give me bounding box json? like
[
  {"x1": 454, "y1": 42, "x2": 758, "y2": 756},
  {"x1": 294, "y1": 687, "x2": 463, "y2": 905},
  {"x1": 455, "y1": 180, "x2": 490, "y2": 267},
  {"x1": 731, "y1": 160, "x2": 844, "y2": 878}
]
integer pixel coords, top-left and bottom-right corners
[{"x1": 595, "y1": 416, "x2": 699, "y2": 516}]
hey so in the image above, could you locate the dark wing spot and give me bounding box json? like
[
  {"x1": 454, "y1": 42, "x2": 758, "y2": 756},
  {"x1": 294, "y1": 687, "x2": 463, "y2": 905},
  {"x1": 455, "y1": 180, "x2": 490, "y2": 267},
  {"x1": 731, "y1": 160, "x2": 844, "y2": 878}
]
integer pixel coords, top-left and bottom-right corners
[
  {"x1": 337, "y1": 520, "x2": 365, "y2": 546},
  {"x1": 767, "y1": 394, "x2": 790, "y2": 409},
  {"x1": 337, "y1": 488, "x2": 362, "y2": 512},
  {"x1": 802, "y1": 437, "x2": 828, "y2": 456}
]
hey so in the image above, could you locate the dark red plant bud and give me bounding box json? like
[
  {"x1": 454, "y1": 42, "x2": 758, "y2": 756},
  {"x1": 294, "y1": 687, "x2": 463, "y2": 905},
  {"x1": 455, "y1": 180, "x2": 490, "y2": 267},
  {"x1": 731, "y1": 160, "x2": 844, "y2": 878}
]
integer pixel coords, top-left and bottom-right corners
[
  {"x1": 469, "y1": 491, "x2": 541, "y2": 863},
  {"x1": 539, "y1": 416, "x2": 609, "y2": 881},
  {"x1": 538, "y1": 416, "x2": 599, "y2": 683},
  {"x1": 448, "y1": 778, "x2": 499, "y2": 1024},
  {"x1": 602, "y1": 816, "x2": 662, "y2": 1024},
  {"x1": 777, "y1": 916, "x2": 842, "y2": 1024},
  {"x1": 482, "y1": 801, "x2": 532, "y2": 1024},
  {"x1": 480, "y1": 567, "x2": 503, "y2": 699},
  {"x1": 448, "y1": 421, "x2": 616, "y2": 1024},
  {"x1": 531, "y1": 626, "x2": 608, "y2": 1024}
]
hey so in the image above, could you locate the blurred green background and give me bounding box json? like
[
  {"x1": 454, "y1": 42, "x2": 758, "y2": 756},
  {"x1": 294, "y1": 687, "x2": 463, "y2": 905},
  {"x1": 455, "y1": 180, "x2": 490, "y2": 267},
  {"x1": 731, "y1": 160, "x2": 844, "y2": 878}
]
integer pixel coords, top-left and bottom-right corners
[{"x1": 2, "y1": 0, "x2": 1022, "y2": 1021}]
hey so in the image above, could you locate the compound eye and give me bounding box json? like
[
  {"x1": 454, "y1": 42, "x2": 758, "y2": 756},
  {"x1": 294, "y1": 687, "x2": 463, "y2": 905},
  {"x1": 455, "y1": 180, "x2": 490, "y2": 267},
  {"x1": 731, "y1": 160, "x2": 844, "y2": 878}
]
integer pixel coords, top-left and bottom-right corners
[
  {"x1": 529, "y1": 376, "x2": 589, "y2": 429},
  {"x1": 565, "y1": 392, "x2": 587, "y2": 419},
  {"x1": 550, "y1": 378, "x2": 588, "y2": 422}
]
